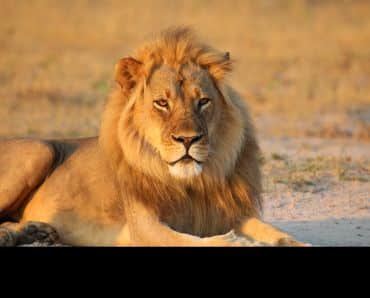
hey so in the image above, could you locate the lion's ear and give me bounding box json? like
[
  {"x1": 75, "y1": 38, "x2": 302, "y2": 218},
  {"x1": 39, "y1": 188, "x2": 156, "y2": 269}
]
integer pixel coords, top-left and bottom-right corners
[
  {"x1": 207, "y1": 51, "x2": 232, "y2": 82},
  {"x1": 115, "y1": 57, "x2": 142, "y2": 93}
]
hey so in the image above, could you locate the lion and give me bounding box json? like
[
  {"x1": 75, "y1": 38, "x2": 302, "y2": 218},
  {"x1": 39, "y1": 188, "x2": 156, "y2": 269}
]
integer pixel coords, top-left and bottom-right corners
[{"x1": 0, "y1": 27, "x2": 306, "y2": 246}]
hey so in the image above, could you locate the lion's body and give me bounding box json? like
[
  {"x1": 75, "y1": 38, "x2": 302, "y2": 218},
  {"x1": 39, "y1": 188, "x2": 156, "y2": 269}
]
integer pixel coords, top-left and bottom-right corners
[
  {"x1": 0, "y1": 131, "x2": 258, "y2": 245},
  {"x1": 0, "y1": 84, "x2": 261, "y2": 246},
  {"x1": 0, "y1": 27, "x2": 305, "y2": 246},
  {"x1": 0, "y1": 82, "x2": 260, "y2": 245}
]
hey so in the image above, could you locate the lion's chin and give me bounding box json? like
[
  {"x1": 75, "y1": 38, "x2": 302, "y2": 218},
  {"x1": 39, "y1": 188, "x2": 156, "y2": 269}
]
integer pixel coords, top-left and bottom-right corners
[{"x1": 168, "y1": 161, "x2": 203, "y2": 179}]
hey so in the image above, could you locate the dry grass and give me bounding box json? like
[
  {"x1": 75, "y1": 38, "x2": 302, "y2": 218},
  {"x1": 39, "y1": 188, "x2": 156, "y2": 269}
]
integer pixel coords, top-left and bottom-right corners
[
  {"x1": 0, "y1": 0, "x2": 369, "y2": 139},
  {"x1": 263, "y1": 153, "x2": 370, "y2": 193}
]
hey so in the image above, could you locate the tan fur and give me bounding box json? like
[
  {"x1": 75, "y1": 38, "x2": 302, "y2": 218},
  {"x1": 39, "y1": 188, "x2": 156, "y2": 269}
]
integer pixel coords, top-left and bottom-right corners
[{"x1": 0, "y1": 27, "x2": 307, "y2": 246}]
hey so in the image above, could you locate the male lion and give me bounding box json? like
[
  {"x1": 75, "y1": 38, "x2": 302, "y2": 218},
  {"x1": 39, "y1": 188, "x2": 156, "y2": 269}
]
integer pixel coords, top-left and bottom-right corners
[{"x1": 0, "y1": 27, "x2": 305, "y2": 246}]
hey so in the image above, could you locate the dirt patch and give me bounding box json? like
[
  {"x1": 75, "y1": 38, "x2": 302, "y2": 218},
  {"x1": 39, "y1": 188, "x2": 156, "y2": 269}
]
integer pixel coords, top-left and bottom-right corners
[{"x1": 261, "y1": 137, "x2": 370, "y2": 246}]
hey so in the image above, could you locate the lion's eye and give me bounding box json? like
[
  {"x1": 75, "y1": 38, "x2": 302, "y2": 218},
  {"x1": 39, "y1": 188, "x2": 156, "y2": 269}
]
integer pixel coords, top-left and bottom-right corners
[
  {"x1": 153, "y1": 99, "x2": 169, "y2": 110},
  {"x1": 198, "y1": 98, "x2": 211, "y2": 110}
]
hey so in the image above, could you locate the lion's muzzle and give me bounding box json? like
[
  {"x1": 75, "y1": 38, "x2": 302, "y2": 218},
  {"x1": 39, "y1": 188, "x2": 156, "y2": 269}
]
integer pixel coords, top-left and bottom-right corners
[{"x1": 165, "y1": 132, "x2": 208, "y2": 179}]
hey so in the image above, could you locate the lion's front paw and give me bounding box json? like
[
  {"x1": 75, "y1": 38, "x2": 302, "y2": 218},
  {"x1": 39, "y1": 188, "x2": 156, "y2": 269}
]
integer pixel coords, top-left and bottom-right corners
[
  {"x1": 203, "y1": 230, "x2": 264, "y2": 247},
  {"x1": 276, "y1": 237, "x2": 311, "y2": 247},
  {"x1": 17, "y1": 221, "x2": 60, "y2": 245}
]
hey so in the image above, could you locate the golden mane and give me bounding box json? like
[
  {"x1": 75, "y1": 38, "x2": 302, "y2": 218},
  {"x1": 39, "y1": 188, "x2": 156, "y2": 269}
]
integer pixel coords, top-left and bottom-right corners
[{"x1": 99, "y1": 27, "x2": 262, "y2": 236}]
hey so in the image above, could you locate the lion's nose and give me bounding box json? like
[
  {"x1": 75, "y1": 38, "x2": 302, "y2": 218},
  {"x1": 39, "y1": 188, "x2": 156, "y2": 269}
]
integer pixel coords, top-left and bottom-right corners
[{"x1": 171, "y1": 133, "x2": 203, "y2": 150}]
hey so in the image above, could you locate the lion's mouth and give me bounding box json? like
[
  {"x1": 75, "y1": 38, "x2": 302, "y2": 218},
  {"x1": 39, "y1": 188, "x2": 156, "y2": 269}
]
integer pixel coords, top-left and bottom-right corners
[{"x1": 167, "y1": 154, "x2": 203, "y2": 166}]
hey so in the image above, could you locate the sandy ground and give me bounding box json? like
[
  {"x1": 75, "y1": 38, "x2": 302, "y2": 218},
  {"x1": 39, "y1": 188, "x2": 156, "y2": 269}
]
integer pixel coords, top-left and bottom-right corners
[{"x1": 260, "y1": 136, "x2": 370, "y2": 246}]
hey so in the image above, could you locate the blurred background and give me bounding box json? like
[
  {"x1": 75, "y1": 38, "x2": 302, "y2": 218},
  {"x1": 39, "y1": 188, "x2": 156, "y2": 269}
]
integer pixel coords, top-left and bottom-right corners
[
  {"x1": 1, "y1": 0, "x2": 370, "y2": 245},
  {"x1": 1, "y1": 0, "x2": 369, "y2": 139}
]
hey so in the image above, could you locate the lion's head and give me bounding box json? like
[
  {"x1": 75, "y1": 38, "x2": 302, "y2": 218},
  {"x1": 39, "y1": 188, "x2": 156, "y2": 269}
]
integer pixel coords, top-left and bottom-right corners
[{"x1": 100, "y1": 27, "x2": 255, "y2": 185}]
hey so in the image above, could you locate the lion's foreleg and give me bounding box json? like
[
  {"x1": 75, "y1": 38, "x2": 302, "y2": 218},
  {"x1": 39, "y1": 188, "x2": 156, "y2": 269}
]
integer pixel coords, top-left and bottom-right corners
[
  {"x1": 122, "y1": 201, "x2": 258, "y2": 246},
  {"x1": 237, "y1": 217, "x2": 309, "y2": 246},
  {"x1": 122, "y1": 203, "x2": 211, "y2": 246}
]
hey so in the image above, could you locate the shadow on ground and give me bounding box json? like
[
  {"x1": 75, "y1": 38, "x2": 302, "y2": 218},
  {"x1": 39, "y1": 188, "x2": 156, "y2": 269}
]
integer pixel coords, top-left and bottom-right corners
[{"x1": 271, "y1": 218, "x2": 370, "y2": 246}]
